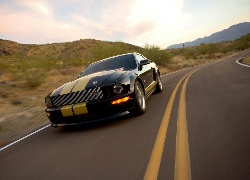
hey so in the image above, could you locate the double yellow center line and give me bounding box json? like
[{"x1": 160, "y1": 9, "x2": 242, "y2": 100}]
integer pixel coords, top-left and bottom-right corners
[{"x1": 144, "y1": 68, "x2": 201, "y2": 180}]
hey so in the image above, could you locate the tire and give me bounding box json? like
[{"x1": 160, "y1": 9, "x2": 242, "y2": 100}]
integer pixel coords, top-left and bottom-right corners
[
  {"x1": 154, "y1": 73, "x2": 163, "y2": 93},
  {"x1": 134, "y1": 81, "x2": 146, "y2": 115}
]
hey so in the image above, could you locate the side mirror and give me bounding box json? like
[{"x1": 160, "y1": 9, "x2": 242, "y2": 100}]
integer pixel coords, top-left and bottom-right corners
[
  {"x1": 139, "y1": 59, "x2": 149, "y2": 71},
  {"x1": 139, "y1": 59, "x2": 149, "y2": 66}
]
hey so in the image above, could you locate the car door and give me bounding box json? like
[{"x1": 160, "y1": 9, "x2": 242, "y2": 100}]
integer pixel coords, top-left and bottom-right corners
[{"x1": 135, "y1": 54, "x2": 154, "y2": 90}]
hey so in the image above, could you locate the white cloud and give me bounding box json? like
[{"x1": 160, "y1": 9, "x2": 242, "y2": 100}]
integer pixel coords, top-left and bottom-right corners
[
  {"x1": 35, "y1": 3, "x2": 49, "y2": 15},
  {"x1": 17, "y1": 0, "x2": 52, "y2": 16},
  {"x1": 0, "y1": 2, "x2": 77, "y2": 43},
  {"x1": 125, "y1": 0, "x2": 194, "y2": 47},
  {"x1": 127, "y1": 0, "x2": 185, "y2": 26}
]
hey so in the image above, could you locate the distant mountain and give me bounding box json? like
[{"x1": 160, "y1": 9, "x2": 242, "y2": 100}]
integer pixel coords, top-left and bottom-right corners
[{"x1": 167, "y1": 22, "x2": 250, "y2": 49}]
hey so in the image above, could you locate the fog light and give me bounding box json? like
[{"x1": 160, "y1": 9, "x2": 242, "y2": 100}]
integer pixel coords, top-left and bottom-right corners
[
  {"x1": 113, "y1": 84, "x2": 124, "y2": 94},
  {"x1": 111, "y1": 96, "x2": 130, "y2": 105},
  {"x1": 47, "y1": 113, "x2": 51, "y2": 117}
]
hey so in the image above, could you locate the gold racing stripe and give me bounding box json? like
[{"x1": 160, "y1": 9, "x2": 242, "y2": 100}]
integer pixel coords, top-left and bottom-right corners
[
  {"x1": 60, "y1": 81, "x2": 77, "y2": 117},
  {"x1": 71, "y1": 77, "x2": 92, "y2": 115},
  {"x1": 61, "y1": 105, "x2": 74, "y2": 117},
  {"x1": 61, "y1": 77, "x2": 92, "y2": 117},
  {"x1": 73, "y1": 102, "x2": 88, "y2": 115},
  {"x1": 71, "y1": 76, "x2": 93, "y2": 92},
  {"x1": 60, "y1": 81, "x2": 78, "y2": 95},
  {"x1": 145, "y1": 81, "x2": 157, "y2": 94}
]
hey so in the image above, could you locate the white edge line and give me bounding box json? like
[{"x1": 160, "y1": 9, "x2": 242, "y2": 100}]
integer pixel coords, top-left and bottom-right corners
[
  {"x1": 0, "y1": 124, "x2": 50, "y2": 152},
  {"x1": 236, "y1": 58, "x2": 250, "y2": 68},
  {"x1": 161, "y1": 69, "x2": 183, "y2": 77}
]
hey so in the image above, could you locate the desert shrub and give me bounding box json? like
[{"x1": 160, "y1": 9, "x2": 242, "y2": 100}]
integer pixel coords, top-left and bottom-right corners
[
  {"x1": 11, "y1": 99, "x2": 22, "y2": 105},
  {"x1": 226, "y1": 34, "x2": 250, "y2": 51},
  {"x1": 197, "y1": 43, "x2": 217, "y2": 55},
  {"x1": 220, "y1": 46, "x2": 230, "y2": 54},
  {"x1": 139, "y1": 44, "x2": 171, "y2": 66},
  {"x1": 166, "y1": 64, "x2": 182, "y2": 71},
  {"x1": 182, "y1": 63, "x2": 194, "y2": 68},
  {"x1": 0, "y1": 60, "x2": 10, "y2": 70},
  {"x1": 22, "y1": 68, "x2": 46, "y2": 87},
  {"x1": 205, "y1": 54, "x2": 217, "y2": 59},
  {"x1": 181, "y1": 48, "x2": 198, "y2": 60},
  {"x1": 55, "y1": 58, "x2": 83, "y2": 69},
  {"x1": 234, "y1": 41, "x2": 249, "y2": 50},
  {"x1": 182, "y1": 63, "x2": 189, "y2": 68},
  {"x1": 90, "y1": 41, "x2": 133, "y2": 61}
]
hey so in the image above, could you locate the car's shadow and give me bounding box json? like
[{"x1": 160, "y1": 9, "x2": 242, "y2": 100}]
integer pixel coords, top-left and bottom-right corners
[{"x1": 54, "y1": 112, "x2": 137, "y2": 133}]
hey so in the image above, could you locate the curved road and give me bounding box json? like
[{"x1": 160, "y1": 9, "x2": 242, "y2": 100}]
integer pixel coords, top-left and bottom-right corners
[{"x1": 1, "y1": 50, "x2": 250, "y2": 180}]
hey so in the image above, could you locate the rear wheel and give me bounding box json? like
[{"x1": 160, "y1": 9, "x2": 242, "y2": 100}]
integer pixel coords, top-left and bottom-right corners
[
  {"x1": 134, "y1": 81, "x2": 146, "y2": 115},
  {"x1": 155, "y1": 73, "x2": 163, "y2": 93}
]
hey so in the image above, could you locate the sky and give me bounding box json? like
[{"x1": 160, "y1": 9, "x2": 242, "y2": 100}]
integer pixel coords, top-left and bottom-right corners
[{"x1": 0, "y1": 0, "x2": 249, "y2": 48}]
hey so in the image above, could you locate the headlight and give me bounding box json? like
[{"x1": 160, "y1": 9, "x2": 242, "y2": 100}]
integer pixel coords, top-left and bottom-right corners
[
  {"x1": 45, "y1": 96, "x2": 53, "y2": 108},
  {"x1": 113, "y1": 84, "x2": 124, "y2": 94}
]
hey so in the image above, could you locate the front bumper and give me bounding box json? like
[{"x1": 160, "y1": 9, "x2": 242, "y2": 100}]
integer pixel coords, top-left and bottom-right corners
[{"x1": 45, "y1": 92, "x2": 135, "y2": 126}]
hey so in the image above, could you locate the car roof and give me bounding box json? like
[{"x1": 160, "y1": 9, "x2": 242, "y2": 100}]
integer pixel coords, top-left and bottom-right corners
[{"x1": 89, "y1": 52, "x2": 140, "y2": 66}]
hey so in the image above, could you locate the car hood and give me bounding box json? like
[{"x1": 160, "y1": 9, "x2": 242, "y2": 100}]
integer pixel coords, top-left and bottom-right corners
[{"x1": 50, "y1": 69, "x2": 128, "y2": 96}]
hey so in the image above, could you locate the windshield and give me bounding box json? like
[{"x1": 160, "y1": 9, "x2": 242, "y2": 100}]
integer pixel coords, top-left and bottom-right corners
[{"x1": 79, "y1": 54, "x2": 137, "y2": 77}]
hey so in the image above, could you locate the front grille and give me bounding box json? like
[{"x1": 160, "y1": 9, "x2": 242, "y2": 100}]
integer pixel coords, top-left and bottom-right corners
[{"x1": 51, "y1": 87, "x2": 103, "y2": 107}]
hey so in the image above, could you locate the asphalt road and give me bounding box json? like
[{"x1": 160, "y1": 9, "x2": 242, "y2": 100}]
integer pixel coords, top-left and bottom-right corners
[{"x1": 1, "y1": 50, "x2": 250, "y2": 180}]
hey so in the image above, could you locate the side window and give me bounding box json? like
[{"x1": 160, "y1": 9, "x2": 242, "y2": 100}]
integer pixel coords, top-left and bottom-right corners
[{"x1": 135, "y1": 54, "x2": 145, "y2": 63}]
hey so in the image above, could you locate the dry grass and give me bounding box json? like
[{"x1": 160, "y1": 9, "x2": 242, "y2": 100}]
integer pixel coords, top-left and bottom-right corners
[
  {"x1": 158, "y1": 53, "x2": 234, "y2": 75},
  {"x1": 243, "y1": 57, "x2": 250, "y2": 65},
  {"x1": 0, "y1": 66, "x2": 83, "y2": 145}
]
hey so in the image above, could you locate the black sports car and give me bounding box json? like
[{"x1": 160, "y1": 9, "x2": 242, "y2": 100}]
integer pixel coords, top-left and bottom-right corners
[{"x1": 45, "y1": 53, "x2": 162, "y2": 127}]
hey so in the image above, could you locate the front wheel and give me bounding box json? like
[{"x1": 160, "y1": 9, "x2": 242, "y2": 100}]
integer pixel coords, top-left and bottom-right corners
[{"x1": 134, "y1": 81, "x2": 146, "y2": 115}]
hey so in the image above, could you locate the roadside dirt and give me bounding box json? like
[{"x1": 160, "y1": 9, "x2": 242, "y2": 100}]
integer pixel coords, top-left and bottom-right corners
[
  {"x1": 242, "y1": 57, "x2": 250, "y2": 65},
  {"x1": 0, "y1": 67, "x2": 83, "y2": 146}
]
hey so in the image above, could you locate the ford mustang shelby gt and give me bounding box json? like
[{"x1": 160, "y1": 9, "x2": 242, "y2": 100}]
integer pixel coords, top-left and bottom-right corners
[{"x1": 45, "y1": 53, "x2": 162, "y2": 127}]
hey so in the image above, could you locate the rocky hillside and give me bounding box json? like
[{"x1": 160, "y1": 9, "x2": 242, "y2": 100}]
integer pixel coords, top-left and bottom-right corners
[{"x1": 0, "y1": 39, "x2": 141, "y2": 62}]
